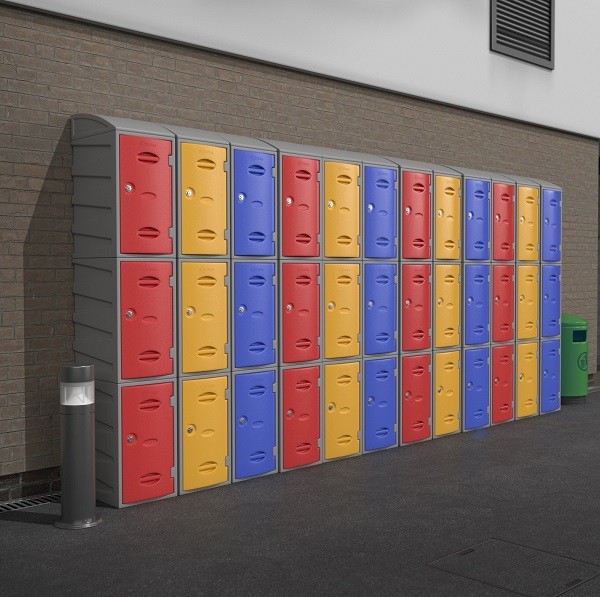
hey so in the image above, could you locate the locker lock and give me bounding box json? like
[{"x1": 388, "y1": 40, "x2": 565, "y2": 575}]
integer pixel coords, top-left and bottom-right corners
[
  {"x1": 467, "y1": 211, "x2": 473, "y2": 220},
  {"x1": 544, "y1": 294, "x2": 549, "y2": 300},
  {"x1": 327, "y1": 403, "x2": 334, "y2": 411},
  {"x1": 126, "y1": 435, "x2": 135, "y2": 443},
  {"x1": 124, "y1": 184, "x2": 133, "y2": 193},
  {"x1": 185, "y1": 189, "x2": 193, "y2": 197},
  {"x1": 495, "y1": 296, "x2": 500, "y2": 303},
  {"x1": 520, "y1": 216, "x2": 525, "y2": 223},
  {"x1": 495, "y1": 214, "x2": 501, "y2": 221},
  {"x1": 285, "y1": 196, "x2": 293, "y2": 205},
  {"x1": 544, "y1": 218, "x2": 549, "y2": 224},
  {"x1": 467, "y1": 382, "x2": 473, "y2": 389},
  {"x1": 238, "y1": 305, "x2": 246, "y2": 314},
  {"x1": 437, "y1": 298, "x2": 443, "y2": 305},
  {"x1": 286, "y1": 409, "x2": 294, "y2": 418},
  {"x1": 405, "y1": 299, "x2": 411, "y2": 307},
  {"x1": 519, "y1": 295, "x2": 524, "y2": 302},
  {"x1": 187, "y1": 426, "x2": 194, "y2": 434},
  {"x1": 327, "y1": 302, "x2": 334, "y2": 310},
  {"x1": 367, "y1": 301, "x2": 374, "y2": 309},
  {"x1": 286, "y1": 304, "x2": 293, "y2": 312},
  {"x1": 125, "y1": 310, "x2": 134, "y2": 319},
  {"x1": 519, "y1": 373, "x2": 524, "y2": 380},
  {"x1": 238, "y1": 193, "x2": 245, "y2": 202},
  {"x1": 467, "y1": 297, "x2": 473, "y2": 304},
  {"x1": 404, "y1": 392, "x2": 411, "y2": 399},
  {"x1": 327, "y1": 201, "x2": 334, "y2": 209},
  {"x1": 494, "y1": 377, "x2": 500, "y2": 385},
  {"x1": 367, "y1": 397, "x2": 375, "y2": 405},
  {"x1": 186, "y1": 308, "x2": 194, "y2": 316},
  {"x1": 437, "y1": 386, "x2": 442, "y2": 394},
  {"x1": 239, "y1": 416, "x2": 247, "y2": 425},
  {"x1": 437, "y1": 209, "x2": 443, "y2": 217},
  {"x1": 405, "y1": 207, "x2": 411, "y2": 214},
  {"x1": 367, "y1": 203, "x2": 374, "y2": 213}
]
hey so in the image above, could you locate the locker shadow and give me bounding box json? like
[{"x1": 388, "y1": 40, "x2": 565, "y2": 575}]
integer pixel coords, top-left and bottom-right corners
[{"x1": 22, "y1": 120, "x2": 73, "y2": 474}]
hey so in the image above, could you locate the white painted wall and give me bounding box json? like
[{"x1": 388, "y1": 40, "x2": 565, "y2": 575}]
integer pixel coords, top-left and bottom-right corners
[{"x1": 10, "y1": 0, "x2": 600, "y2": 138}]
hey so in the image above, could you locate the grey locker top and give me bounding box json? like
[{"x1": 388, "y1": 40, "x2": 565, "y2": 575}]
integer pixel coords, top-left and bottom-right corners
[
  {"x1": 263, "y1": 139, "x2": 323, "y2": 159},
  {"x1": 162, "y1": 124, "x2": 228, "y2": 146},
  {"x1": 520, "y1": 176, "x2": 561, "y2": 191},
  {"x1": 503, "y1": 174, "x2": 542, "y2": 188},
  {"x1": 387, "y1": 156, "x2": 455, "y2": 176},
  {"x1": 218, "y1": 132, "x2": 275, "y2": 152},
  {"x1": 358, "y1": 153, "x2": 397, "y2": 169},
  {"x1": 71, "y1": 114, "x2": 174, "y2": 142},
  {"x1": 444, "y1": 166, "x2": 514, "y2": 184}
]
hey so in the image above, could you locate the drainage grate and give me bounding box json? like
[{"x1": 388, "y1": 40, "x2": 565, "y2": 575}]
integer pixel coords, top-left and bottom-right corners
[{"x1": 0, "y1": 494, "x2": 61, "y2": 513}]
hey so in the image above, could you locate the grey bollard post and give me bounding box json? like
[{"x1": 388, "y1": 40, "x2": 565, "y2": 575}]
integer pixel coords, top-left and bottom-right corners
[{"x1": 55, "y1": 365, "x2": 102, "y2": 529}]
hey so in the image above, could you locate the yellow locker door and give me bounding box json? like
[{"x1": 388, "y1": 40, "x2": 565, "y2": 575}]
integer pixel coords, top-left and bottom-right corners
[
  {"x1": 324, "y1": 161, "x2": 360, "y2": 258},
  {"x1": 181, "y1": 262, "x2": 228, "y2": 373},
  {"x1": 182, "y1": 376, "x2": 229, "y2": 490},
  {"x1": 433, "y1": 351, "x2": 460, "y2": 436},
  {"x1": 517, "y1": 343, "x2": 538, "y2": 418},
  {"x1": 181, "y1": 142, "x2": 227, "y2": 256},
  {"x1": 324, "y1": 361, "x2": 360, "y2": 459},
  {"x1": 435, "y1": 175, "x2": 461, "y2": 260},
  {"x1": 517, "y1": 265, "x2": 539, "y2": 340},
  {"x1": 434, "y1": 264, "x2": 460, "y2": 348},
  {"x1": 324, "y1": 263, "x2": 360, "y2": 359},
  {"x1": 517, "y1": 185, "x2": 539, "y2": 261}
]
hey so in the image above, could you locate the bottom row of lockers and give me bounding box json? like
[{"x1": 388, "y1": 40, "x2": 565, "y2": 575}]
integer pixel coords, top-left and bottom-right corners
[{"x1": 94, "y1": 342, "x2": 560, "y2": 508}]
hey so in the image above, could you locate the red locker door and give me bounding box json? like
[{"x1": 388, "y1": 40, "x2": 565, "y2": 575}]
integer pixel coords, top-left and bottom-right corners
[
  {"x1": 121, "y1": 382, "x2": 174, "y2": 504},
  {"x1": 282, "y1": 262, "x2": 320, "y2": 363},
  {"x1": 402, "y1": 170, "x2": 431, "y2": 259},
  {"x1": 120, "y1": 261, "x2": 174, "y2": 379},
  {"x1": 492, "y1": 265, "x2": 514, "y2": 343},
  {"x1": 401, "y1": 354, "x2": 431, "y2": 444},
  {"x1": 492, "y1": 345, "x2": 514, "y2": 424},
  {"x1": 492, "y1": 182, "x2": 514, "y2": 261},
  {"x1": 402, "y1": 263, "x2": 431, "y2": 351},
  {"x1": 119, "y1": 135, "x2": 173, "y2": 254},
  {"x1": 281, "y1": 155, "x2": 320, "y2": 257},
  {"x1": 282, "y1": 367, "x2": 321, "y2": 469}
]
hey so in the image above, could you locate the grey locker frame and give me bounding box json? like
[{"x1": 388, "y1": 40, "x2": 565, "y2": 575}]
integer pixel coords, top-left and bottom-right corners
[
  {"x1": 278, "y1": 259, "x2": 322, "y2": 367},
  {"x1": 361, "y1": 356, "x2": 399, "y2": 453},
  {"x1": 433, "y1": 261, "x2": 462, "y2": 351},
  {"x1": 278, "y1": 363, "x2": 323, "y2": 472},
  {"x1": 230, "y1": 259, "x2": 278, "y2": 371},
  {"x1": 490, "y1": 342, "x2": 516, "y2": 426},
  {"x1": 507, "y1": 175, "x2": 541, "y2": 264},
  {"x1": 178, "y1": 259, "x2": 230, "y2": 378},
  {"x1": 221, "y1": 134, "x2": 278, "y2": 260},
  {"x1": 539, "y1": 338, "x2": 561, "y2": 416},
  {"x1": 95, "y1": 378, "x2": 178, "y2": 508},
  {"x1": 461, "y1": 345, "x2": 492, "y2": 433},
  {"x1": 178, "y1": 373, "x2": 231, "y2": 494},
  {"x1": 73, "y1": 257, "x2": 177, "y2": 383},
  {"x1": 231, "y1": 367, "x2": 279, "y2": 482},
  {"x1": 462, "y1": 262, "x2": 492, "y2": 348},
  {"x1": 431, "y1": 348, "x2": 462, "y2": 439},
  {"x1": 322, "y1": 358, "x2": 363, "y2": 461},
  {"x1": 399, "y1": 260, "x2": 432, "y2": 355},
  {"x1": 515, "y1": 339, "x2": 540, "y2": 420},
  {"x1": 71, "y1": 114, "x2": 176, "y2": 259},
  {"x1": 399, "y1": 350, "x2": 433, "y2": 447},
  {"x1": 162, "y1": 125, "x2": 230, "y2": 259}
]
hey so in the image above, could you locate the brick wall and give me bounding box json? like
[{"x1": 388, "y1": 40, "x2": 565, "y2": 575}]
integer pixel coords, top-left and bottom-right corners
[{"x1": 0, "y1": 4, "x2": 598, "y2": 479}]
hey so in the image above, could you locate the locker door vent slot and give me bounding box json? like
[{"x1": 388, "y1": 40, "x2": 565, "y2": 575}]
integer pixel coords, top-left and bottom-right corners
[
  {"x1": 197, "y1": 276, "x2": 216, "y2": 287},
  {"x1": 474, "y1": 241, "x2": 485, "y2": 250},
  {"x1": 248, "y1": 342, "x2": 266, "y2": 353},
  {"x1": 138, "y1": 276, "x2": 160, "y2": 288},
  {"x1": 198, "y1": 346, "x2": 217, "y2": 358},
  {"x1": 196, "y1": 159, "x2": 216, "y2": 170},
  {"x1": 444, "y1": 275, "x2": 455, "y2": 284},
  {"x1": 501, "y1": 242, "x2": 510, "y2": 251},
  {"x1": 295, "y1": 169, "x2": 311, "y2": 180},
  {"x1": 376, "y1": 333, "x2": 389, "y2": 343},
  {"x1": 249, "y1": 451, "x2": 267, "y2": 462},
  {"x1": 474, "y1": 274, "x2": 485, "y2": 283},
  {"x1": 375, "y1": 275, "x2": 390, "y2": 285},
  {"x1": 198, "y1": 392, "x2": 217, "y2": 404},
  {"x1": 375, "y1": 370, "x2": 389, "y2": 380},
  {"x1": 296, "y1": 380, "x2": 311, "y2": 391},
  {"x1": 376, "y1": 179, "x2": 390, "y2": 189},
  {"x1": 412, "y1": 421, "x2": 424, "y2": 430},
  {"x1": 139, "y1": 399, "x2": 161, "y2": 411},
  {"x1": 138, "y1": 350, "x2": 160, "y2": 362},
  {"x1": 412, "y1": 366, "x2": 424, "y2": 376},
  {"x1": 337, "y1": 336, "x2": 352, "y2": 346},
  {"x1": 413, "y1": 183, "x2": 425, "y2": 193},
  {"x1": 337, "y1": 235, "x2": 352, "y2": 246},
  {"x1": 248, "y1": 276, "x2": 266, "y2": 287},
  {"x1": 248, "y1": 385, "x2": 266, "y2": 397},
  {"x1": 337, "y1": 275, "x2": 352, "y2": 285},
  {"x1": 501, "y1": 193, "x2": 510, "y2": 202},
  {"x1": 337, "y1": 375, "x2": 351, "y2": 386},
  {"x1": 337, "y1": 435, "x2": 351, "y2": 445},
  {"x1": 444, "y1": 415, "x2": 455, "y2": 424},
  {"x1": 248, "y1": 165, "x2": 266, "y2": 176},
  {"x1": 295, "y1": 339, "x2": 312, "y2": 350},
  {"x1": 376, "y1": 428, "x2": 390, "y2": 437},
  {"x1": 248, "y1": 232, "x2": 266, "y2": 243},
  {"x1": 197, "y1": 230, "x2": 217, "y2": 241},
  {"x1": 444, "y1": 240, "x2": 455, "y2": 249},
  {"x1": 474, "y1": 409, "x2": 484, "y2": 418},
  {"x1": 137, "y1": 227, "x2": 160, "y2": 239},
  {"x1": 295, "y1": 275, "x2": 311, "y2": 286},
  {"x1": 413, "y1": 239, "x2": 425, "y2": 248},
  {"x1": 375, "y1": 237, "x2": 390, "y2": 247},
  {"x1": 296, "y1": 234, "x2": 311, "y2": 245},
  {"x1": 413, "y1": 331, "x2": 425, "y2": 340},
  {"x1": 140, "y1": 472, "x2": 162, "y2": 485},
  {"x1": 413, "y1": 275, "x2": 425, "y2": 284},
  {"x1": 336, "y1": 175, "x2": 352, "y2": 185},
  {"x1": 136, "y1": 152, "x2": 159, "y2": 164},
  {"x1": 198, "y1": 462, "x2": 218, "y2": 473},
  {"x1": 474, "y1": 190, "x2": 485, "y2": 200},
  {"x1": 296, "y1": 443, "x2": 312, "y2": 453}
]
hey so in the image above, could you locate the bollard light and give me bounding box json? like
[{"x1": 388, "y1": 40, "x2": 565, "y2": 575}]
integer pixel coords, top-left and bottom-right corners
[{"x1": 55, "y1": 365, "x2": 102, "y2": 530}]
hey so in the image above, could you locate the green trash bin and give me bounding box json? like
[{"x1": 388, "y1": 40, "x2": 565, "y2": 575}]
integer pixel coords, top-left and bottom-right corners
[{"x1": 561, "y1": 314, "x2": 588, "y2": 398}]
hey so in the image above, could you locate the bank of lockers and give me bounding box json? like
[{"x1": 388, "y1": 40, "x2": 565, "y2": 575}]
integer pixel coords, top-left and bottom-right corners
[
  {"x1": 180, "y1": 261, "x2": 228, "y2": 375},
  {"x1": 434, "y1": 174, "x2": 461, "y2": 260},
  {"x1": 231, "y1": 143, "x2": 276, "y2": 257},
  {"x1": 180, "y1": 375, "x2": 229, "y2": 492},
  {"x1": 541, "y1": 185, "x2": 562, "y2": 262},
  {"x1": 434, "y1": 264, "x2": 461, "y2": 349},
  {"x1": 540, "y1": 340, "x2": 560, "y2": 414},
  {"x1": 491, "y1": 344, "x2": 514, "y2": 424},
  {"x1": 324, "y1": 361, "x2": 361, "y2": 460},
  {"x1": 541, "y1": 265, "x2": 561, "y2": 338},
  {"x1": 492, "y1": 181, "x2": 515, "y2": 261},
  {"x1": 233, "y1": 262, "x2": 276, "y2": 368},
  {"x1": 400, "y1": 168, "x2": 432, "y2": 259},
  {"x1": 281, "y1": 262, "x2": 320, "y2": 363},
  {"x1": 464, "y1": 178, "x2": 490, "y2": 261},
  {"x1": 363, "y1": 358, "x2": 397, "y2": 451},
  {"x1": 492, "y1": 265, "x2": 515, "y2": 343},
  {"x1": 71, "y1": 115, "x2": 176, "y2": 259},
  {"x1": 233, "y1": 369, "x2": 277, "y2": 480},
  {"x1": 363, "y1": 166, "x2": 397, "y2": 259},
  {"x1": 516, "y1": 182, "x2": 540, "y2": 261},
  {"x1": 324, "y1": 263, "x2": 360, "y2": 359},
  {"x1": 73, "y1": 259, "x2": 175, "y2": 383},
  {"x1": 433, "y1": 351, "x2": 461, "y2": 437},
  {"x1": 402, "y1": 263, "x2": 431, "y2": 351},
  {"x1": 401, "y1": 353, "x2": 431, "y2": 444},
  {"x1": 363, "y1": 263, "x2": 397, "y2": 355},
  {"x1": 464, "y1": 264, "x2": 490, "y2": 345},
  {"x1": 463, "y1": 347, "x2": 490, "y2": 431},
  {"x1": 516, "y1": 342, "x2": 539, "y2": 419},
  {"x1": 324, "y1": 161, "x2": 360, "y2": 258},
  {"x1": 280, "y1": 366, "x2": 321, "y2": 471},
  {"x1": 95, "y1": 379, "x2": 176, "y2": 508},
  {"x1": 517, "y1": 265, "x2": 539, "y2": 340}
]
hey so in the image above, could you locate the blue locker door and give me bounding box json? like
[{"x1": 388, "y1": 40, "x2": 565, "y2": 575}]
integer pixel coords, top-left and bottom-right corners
[
  {"x1": 364, "y1": 358, "x2": 397, "y2": 451},
  {"x1": 234, "y1": 370, "x2": 276, "y2": 479},
  {"x1": 464, "y1": 347, "x2": 490, "y2": 430},
  {"x1": 364, "y1": 166, "x2": 397, "y2": 259},
  {"x1": 234, "y1": 262, "x2": 276, "y2": 367},
  {"x1": 541, "y1": 340, "x2": 560, "y2": 413},
  {"x1": 364, "y1": 263, "x2": 397, "y2": 355},
  {"x1": 465, "y1": 178, "x2": 490, "y2": 260},
  {"x1": 233, "y1": 149, "x2": 275, "y2": 256},
  {"x1": 542, "y1": 265, "x2": 561, "y2": 338},
  {"x1": 542, "y1": 188, "x2": 561, "y2": 262},
  {"x1": 465, "y1": 264, "x2": 490, "y2": 345}
]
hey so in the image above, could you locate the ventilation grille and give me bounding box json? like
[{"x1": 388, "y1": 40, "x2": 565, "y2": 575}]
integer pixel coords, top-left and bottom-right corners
[
  {"x1": 491, "y1": 0, "x2": 554, "y2": 69},
  {"x1": 0, "y1": 493, "x2": 60, "y2": 513}
]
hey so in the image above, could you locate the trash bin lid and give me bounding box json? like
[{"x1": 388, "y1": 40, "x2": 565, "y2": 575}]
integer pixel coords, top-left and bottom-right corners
[{"x1": 562, "y1": 314, "x2": 588, "y2": 328}]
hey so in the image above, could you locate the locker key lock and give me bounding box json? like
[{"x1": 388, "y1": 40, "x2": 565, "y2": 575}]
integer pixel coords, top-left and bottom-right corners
[
  {"x1": 467, "y1": 382, "x2": 473, "y2": 389},
  {"x1": 467, "y1": 211, "x2": 473, "y2": 220},
  {"x1": 405, "y1": 299, "x2": 411, "y2": 307},
  {"x1": 185, "y1": 189, "x2": 193, "y2": 197},
  {"x1": 437, "y1": 298, "x2": 443, "y2": 305},
  {"x1": 367, "y1": 203, "x2": 374, "y2": 213},
  {"x1": 286, "y1": 304, "x2": 293, "y2": 312},
  {"x1": 186, "y1": 308, "x2": 194, "y2": 316},
  {"x1": 187, "y1": 426, "x2": 194, "y2": 434},
  {"x1": 520, "y1": 216, "x2": 525, "y2": 223},
  {"x1": 238, "y1": 193, "x2": 245, "y2": 202},
  {"x1": 327, "y1": 200, "x2": 334, "y2": 209},
  {"x1": 405, "y1": 207, "x2": 411, "y2": 214},
  {"x1": 328, "y1": 403, "x2": 334, "y2": 411},
  {"x1": 367, "y1": 301, "x2": 374, "y2": 309},
  {"x1": 404, "y1": 392, "x2": 411, "y2": 399},
  {"x1": 286, "y1": 409, "x2": 294, "y2": 418},
  {"x1": 285, "y1": 196, "x2": 293, "y2": 205},
  {"x1": 124, "y1": 184, "x2": 133, "y2": 193},
  {"x1": 125, "y1": 310, "x2": 134, "y2": 319},
  {"x1": 544, "y1": 218, "x2": 549, "y2": 224},
  {"x1": 519, "y1": 295, "x2": 524, "y2": 302},
  {"x1": 494, "y1": 377, "x2": 500, "y2": 385},
  {"x1": 126, "y1": 435, "x2": 135, "y2": 443},
  {"x1": 519, "y1": 373, "x2": 524, "y2": 380},
  {"x1": 437, "y1": 386, "x2": 442, "y2": 394},
  {"x1": 467, "y1": 297, "x2": 473, "y2": 304},
  {"x1": 367, "y1": 397, "x2": 375, "y2": 405},
  {"x1": 327, "y1": 302, "x2": 334, "y2": 310},
  {"x1": 238, "y1": 305, "x2": 246, "y2": 314},
  {"x1": 437, "y1": 209, "x2": 443, "y2": 217},
  {"x1": 495, "y1": 296, "x2": 500, "y2": 303},
  {"x1": 544, "y1": 294, "x2": 549, "y2": 301},
  {"x1": 495, "y1": 214, "x2": 501, "y2": 221},
  {"x1": 239, "y1": 416, "x2": 247, "y2": 425}
]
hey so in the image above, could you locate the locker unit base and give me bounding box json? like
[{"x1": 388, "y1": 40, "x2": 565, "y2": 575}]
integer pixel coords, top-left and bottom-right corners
[{"x1": 95, "y1": 379, "x2": 177, "y2": 508}]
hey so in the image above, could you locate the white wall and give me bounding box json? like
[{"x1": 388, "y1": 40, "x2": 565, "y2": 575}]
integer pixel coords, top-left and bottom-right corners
[{"x1": 11, "y1": 0, "x2": 600, "y2": 138}]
